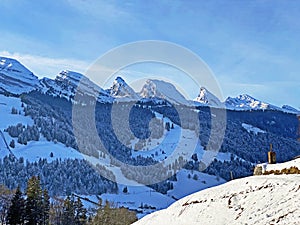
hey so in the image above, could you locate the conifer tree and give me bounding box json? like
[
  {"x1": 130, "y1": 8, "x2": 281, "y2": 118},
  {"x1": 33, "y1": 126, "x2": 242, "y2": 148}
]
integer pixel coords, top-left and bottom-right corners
[
  {"x1": 0, "y1": 185, "x2": 12, "y2": 225},
  {"x1": 25, "y1": 176, "x2": 43, "y2": 225},
  {"x1": 41, "y1": 189, "x2": 50, "y2": 225},
  {"x1": 7, "y1": 186, "x2": 25, "y2": 225},
  {"x1": 62, "y1": 196, "x2": 75, "y2": 225},
  {"x1": 74, "y1": 197, "x2": 87, "y2": 225},
  {"x1": 49, "y1": 198, "x2": 64, "y2": 225}
]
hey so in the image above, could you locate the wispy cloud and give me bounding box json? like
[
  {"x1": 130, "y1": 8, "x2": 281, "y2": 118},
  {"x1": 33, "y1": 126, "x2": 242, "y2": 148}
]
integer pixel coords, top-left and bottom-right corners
[
  {"x1": 0, "y1": 51, "x2": 90, "y2": 78},
  {"x1": 66, "y1": 0, "x2": 132, "y2": 22}
]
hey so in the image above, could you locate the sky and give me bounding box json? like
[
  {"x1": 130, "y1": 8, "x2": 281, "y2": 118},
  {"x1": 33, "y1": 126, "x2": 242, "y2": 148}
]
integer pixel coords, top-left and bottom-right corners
[{"x1": 0, "y1": 0, "x2": 299, "y2": 108}]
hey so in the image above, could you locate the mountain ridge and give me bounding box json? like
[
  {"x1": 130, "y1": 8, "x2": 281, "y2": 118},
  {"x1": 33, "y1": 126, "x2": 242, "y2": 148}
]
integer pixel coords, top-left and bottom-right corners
[
  {"x1": 0, "y1": 56, "x2": 298, "y2": 114},
  {"x1": 0, "y1": 56, "x2": 40, "y2": 95}
]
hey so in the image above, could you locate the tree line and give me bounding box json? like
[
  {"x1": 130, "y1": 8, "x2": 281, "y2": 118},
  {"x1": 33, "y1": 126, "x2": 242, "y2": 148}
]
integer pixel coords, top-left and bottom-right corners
[{"x1": 1, "y1": 176, "x2": 137, "y2": 225}]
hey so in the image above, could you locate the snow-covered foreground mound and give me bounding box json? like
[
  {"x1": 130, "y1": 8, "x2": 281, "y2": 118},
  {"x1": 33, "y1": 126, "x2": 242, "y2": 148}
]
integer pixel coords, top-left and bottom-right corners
[{"x1": 134, "y1": 174, "x2": 300, "y2": 225}]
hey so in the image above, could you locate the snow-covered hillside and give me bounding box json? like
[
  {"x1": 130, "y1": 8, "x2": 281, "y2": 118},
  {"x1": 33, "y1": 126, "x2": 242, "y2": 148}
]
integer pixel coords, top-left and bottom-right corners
[
  {"x1": 134, "y1": 159, "x2": 300, "y2": 225},
  {"x1": 0, "y1": 92, "x2": 224, "y2": 218},
  {"x1": 0, "y1": 57, "x2": 39, "y2": 95}
]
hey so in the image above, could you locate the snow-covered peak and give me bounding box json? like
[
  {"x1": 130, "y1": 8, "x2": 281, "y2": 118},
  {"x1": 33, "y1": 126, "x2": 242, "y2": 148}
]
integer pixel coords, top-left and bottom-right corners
[
  {"x1": 225, "y1": 94, "x2": 299, "y2": 114},
  {"x1": 139, "y1": 79, "x2": 189, "y2": 105},
  {"x1": 107, "y1": 76, "x2": 139, "y2": 100},
  {"x1": 56, "y1": 70, "x2": 86, "y2": 86},
  {"x1": 0, "y1": 56, "x2": 39, "y2": 95},
  {"x1": 225, "y1": 94, "x2": 272, "y2": 111},
  {"x1": 115, "y1": 76, "x2": 126, "y2": 84},
  {"x1": 194, "y1": 87, "x2": 222, "y2": 107},
  {"x1": 40, "y1": 70, "x2": 112, "y2": 102},
  {"x1": 0, "y1": 57, "x2": 32, "y2": 74}
]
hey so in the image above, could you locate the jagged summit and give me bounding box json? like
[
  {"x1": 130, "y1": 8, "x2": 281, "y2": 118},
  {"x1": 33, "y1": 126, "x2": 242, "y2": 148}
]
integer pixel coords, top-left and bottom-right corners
[
  {"x1": 194, "y1": 87, "x2": 222, "y2": 107},
  {"x1": 0, "y1": 57, "x2": 39, "y2": 95},
  {"x1": 139, "y1": 79, "x2": 188, "y2": 105},
  {"x1": 107, "y1": 76, "x2": 139, "y2": 99}
]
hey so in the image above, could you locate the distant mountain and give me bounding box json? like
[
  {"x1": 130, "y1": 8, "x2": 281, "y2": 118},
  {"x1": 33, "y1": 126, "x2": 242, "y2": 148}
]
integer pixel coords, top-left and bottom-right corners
[
  {"x1": 107, "y1": 76, "x2": 139, "y2": 100},
  {"x1": 225, "y1": 94, "x2": 278, "y2": 111},
  {"x1": 194, "y1": 87, "x2": 222, "y2": 107},
  {"x1": 282, "y1": 105, "x2": 299, "y2": 114},
  {"x1": 0, "y1": 57, "x2": 39, "y2": 95},
  {"x1": 225, "y1": 94, "x2": 299, "y2": 114},
  {"x1": 139, "y1": 79, "x2": 189, "y2": 105},
  {"x1": 134, "y1": 159, "x2": 300, "y2": 225},
  {"x1": 40, "y1": 70, "x2": 112, "y2": 102}
]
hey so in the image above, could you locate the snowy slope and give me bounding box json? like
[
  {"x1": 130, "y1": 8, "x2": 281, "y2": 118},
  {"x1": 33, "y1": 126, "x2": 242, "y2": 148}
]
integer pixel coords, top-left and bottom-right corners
[
  {"x1": 0, "y1": 94, "x2": 33, "y2": 130},
  {"x1": 242, "y1": 123, "x2": 266, "y2": 135},
  {"x1": 139, "y1": 79, "x2": 189, "y2": 105},
  {"x1": 167, "y1": 169, "x2": 226, "y2": 200},
  {"x1": 134, "y1": 173, "x2": 300, "y2": 224},
  {"x1": 107, "y1": 76, "x2": 139, "y2": 100},
  {"x1": 194, "y1": 87, "x2": 222, "y2": 107},
  {"x1": 80, "y1": 154, "x2": 225, "y2": 218},
  {"x1": 0, "y1": 57, "x2": 39, "y2": 95},
  {"x1": 0, "y1": 93, "x2": 82, "y2": 161}
]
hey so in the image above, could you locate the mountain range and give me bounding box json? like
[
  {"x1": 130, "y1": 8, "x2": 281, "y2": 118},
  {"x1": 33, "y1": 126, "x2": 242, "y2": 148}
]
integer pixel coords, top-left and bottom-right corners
[
  {"x1": 0, "y1": 55, "x2": 299, "y2": 219},
  {"x1": 0, "y1": 56, "x2": 298, "y2": 114}
]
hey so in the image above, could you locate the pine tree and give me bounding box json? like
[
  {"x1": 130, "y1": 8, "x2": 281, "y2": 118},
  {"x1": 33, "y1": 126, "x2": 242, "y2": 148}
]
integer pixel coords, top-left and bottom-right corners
[
  {"x1": 0, "y1": 185, "x2": 12, "y2": 225},
  {"x1": 7, "y1": 186, "x2": 25, "y2": 225},
  {"x1": 9, "y1": 139, "x2": 15, "y2": 148},
  {"x1": 26, "y1": 176, "x2": 43, "y2": 225},
  {"x1": 122, "y1": 186, "x2": 128, "y2": 194},
  {"x1": 41, "y1": 189, "x2": 50, "y2": 225},
  {"x1": 74, "y1": 197, "x2": 87, "y2": 225},
  {"x1": 49, "y1": 198, "x2": 64, "y2": 225},
  {"x1": 165, "y1": 122, "x2": 170, "y2": 131},
  {"x1": 62, "y1": 196, "x2": 75, "y2": 225}
]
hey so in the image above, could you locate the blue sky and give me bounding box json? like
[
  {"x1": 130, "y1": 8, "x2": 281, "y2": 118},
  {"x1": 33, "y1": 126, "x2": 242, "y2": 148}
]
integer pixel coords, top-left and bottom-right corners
[{"x1": 0, "y1": 0, "x2": 299, "y2": 108}]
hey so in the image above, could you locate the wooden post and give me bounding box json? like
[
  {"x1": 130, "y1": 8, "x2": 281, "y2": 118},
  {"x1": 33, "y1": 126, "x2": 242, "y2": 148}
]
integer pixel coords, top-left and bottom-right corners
[
  {"x1": 297, "y1": 114, "x2": 300, "y2": 142},
  {"x1": 230, "y1": 171, "x2": 233, "y2": 180},
  {"x1": 268, "y1": 144, "x2": 276, "y2": 164}
]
